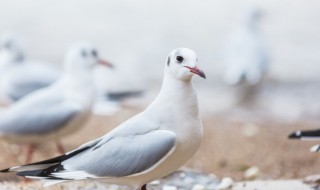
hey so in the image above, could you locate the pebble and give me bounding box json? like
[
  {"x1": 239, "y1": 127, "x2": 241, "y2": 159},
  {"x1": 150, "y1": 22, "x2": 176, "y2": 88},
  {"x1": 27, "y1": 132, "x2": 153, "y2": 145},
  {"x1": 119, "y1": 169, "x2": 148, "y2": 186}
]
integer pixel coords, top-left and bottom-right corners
[
  {"x1": 242, "y1": 123, "x2": 259, "y2": 137},
  {"x1": 217, "y1": 177, "x2": 234, "y2": 190},
  {"x1": 244, "y1": 166, "x2": 260, "y2": 180},
  {"x1": 192, "y1": 184, "x2": 207, "y2": 190},
  {"x1": 150, "y1": 180, "x2": 161, "y2": 185},
  {"x1": 162, "y1": 185, "x2": 178, "y2": 190},
  {"x1": 304, "y1": 174, "x2": 320, "y2": 185}
]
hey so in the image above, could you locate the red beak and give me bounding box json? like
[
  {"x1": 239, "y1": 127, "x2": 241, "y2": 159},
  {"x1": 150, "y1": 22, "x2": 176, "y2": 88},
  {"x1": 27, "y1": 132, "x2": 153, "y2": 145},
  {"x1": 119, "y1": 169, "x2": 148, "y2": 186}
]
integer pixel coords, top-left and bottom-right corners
[
  {"x1": 98, "y1": 59, "x2": 114, "y2": 68},
  {"x1": 185, "y1": 66, "x2": 206, "y2": 79}
]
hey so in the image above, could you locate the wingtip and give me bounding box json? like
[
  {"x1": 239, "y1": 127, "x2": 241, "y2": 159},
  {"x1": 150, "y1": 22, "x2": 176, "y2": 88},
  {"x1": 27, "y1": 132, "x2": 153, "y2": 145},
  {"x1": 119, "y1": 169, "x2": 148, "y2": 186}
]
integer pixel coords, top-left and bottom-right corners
[
  {"x1": 0, "y1": 168, "x2": 11, "y2": 173},
  {"x1": 288, "y1": 131, "x2": 301, "y2": 139},
  {"x1": 310, "y1": 144, "x2": 320, "y2": 152}
]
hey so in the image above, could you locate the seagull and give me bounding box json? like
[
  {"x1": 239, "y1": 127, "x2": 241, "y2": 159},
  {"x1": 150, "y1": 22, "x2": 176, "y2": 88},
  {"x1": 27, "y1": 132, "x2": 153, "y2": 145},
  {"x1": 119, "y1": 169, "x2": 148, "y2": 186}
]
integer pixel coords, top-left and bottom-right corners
[
  {"x1": 289, "y1": 129, "x2": 320, "y2": 152},
  {"x1": 224, "y1": 7, "x2": 268, "y2": 86},
  {"x1": 92, "y1": 66, "x2": 144, "y2": 116},
  {"x1": 0, "y1": 34, "x2": 61, "y2": 103},
  {"x1": 0, "y1": 42, "x2": 112, "y2": 164},
  {"x1": 223, "y1": 7, "x2": 268, "y2": 106},
  {"x1": 0, "y1": 48, "x2": 206, "y2": 190}
]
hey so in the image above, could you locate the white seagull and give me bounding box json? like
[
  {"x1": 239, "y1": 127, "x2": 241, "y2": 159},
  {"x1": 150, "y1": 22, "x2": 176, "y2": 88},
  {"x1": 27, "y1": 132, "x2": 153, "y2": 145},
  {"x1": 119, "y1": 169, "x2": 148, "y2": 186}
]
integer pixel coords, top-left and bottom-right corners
[
  {"x1": 289, "y1": 129, "x2": 320, "y2": 152},
  {"x1": 0, "y1": 42, "x2": 113, "y2": 164},
  {"x1": 224, "y1": 7, "x2": 268, "y2": 86},
  {"x1": 0, "y1": 34, "x2": 61, "y2": 103},
  {"x1": 0, "y1": 48, "x2": 206, "y2": 190},
  {"x1": 92, "y1": 66, "x2": 144, "y2": 116}
]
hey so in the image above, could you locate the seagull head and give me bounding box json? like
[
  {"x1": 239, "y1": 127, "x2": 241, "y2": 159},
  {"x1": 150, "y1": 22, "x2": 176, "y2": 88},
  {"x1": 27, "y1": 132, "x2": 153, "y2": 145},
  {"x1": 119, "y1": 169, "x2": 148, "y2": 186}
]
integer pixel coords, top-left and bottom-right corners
[
  {"x1": 244, "y1": 6, "x2": 262, "y2": 28},
  {"x1": 165, "y1": 48, "x2": 206, "y2": 81},
  {"x1": 65, "y1": 42, "x2": 113, "y2": 73},
  {"x1": 0, "y1": 33, "x2": 24, "y2": 64}
]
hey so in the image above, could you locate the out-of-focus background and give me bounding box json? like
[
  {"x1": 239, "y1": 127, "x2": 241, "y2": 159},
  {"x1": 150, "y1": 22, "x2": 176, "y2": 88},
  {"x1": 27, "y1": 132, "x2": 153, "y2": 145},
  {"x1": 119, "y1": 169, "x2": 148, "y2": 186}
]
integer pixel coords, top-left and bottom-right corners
[{"x1": 1, "y1": 0, "x2": 320, "y2": 188}]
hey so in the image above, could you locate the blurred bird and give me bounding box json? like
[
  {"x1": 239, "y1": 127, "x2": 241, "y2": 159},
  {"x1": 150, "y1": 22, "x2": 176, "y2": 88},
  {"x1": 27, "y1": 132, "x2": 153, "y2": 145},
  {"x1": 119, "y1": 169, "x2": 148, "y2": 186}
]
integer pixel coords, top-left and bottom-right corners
[
  {"x1": 92, "y1": 66, "x2": 144, "y2": 116},
  {"x1": 224, "y1": 7, "x2": 268, "y2": 105},
  {"x1": 0, "y1": 48, "x2": 205, "y2": 190},
  {"x1": 289, "y1": 129, "x2": 320, "y2": 152},
  {"x1": 0, "y1": 43, "x2": 113, "y2": 164},
  {"x1": 0, "y1": 34, "x2": 61, "y2": 103}
]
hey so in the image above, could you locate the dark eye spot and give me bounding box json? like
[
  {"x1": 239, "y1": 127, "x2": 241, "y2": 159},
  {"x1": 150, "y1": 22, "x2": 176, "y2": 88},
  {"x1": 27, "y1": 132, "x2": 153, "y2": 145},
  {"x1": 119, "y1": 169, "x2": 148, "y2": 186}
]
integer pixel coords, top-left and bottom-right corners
[
  {"x1": 167, "y1": 56, "x2": 170, "y2": 66},
  {"x1": 81, "y1": 50, "x2": 87, "y2": 57},
  {"x1": 176, "y1": 56, "x2": 183, "y2": 63},
  {"x1": 92, "y1": 50, "x2": 98, "y2": 57}
]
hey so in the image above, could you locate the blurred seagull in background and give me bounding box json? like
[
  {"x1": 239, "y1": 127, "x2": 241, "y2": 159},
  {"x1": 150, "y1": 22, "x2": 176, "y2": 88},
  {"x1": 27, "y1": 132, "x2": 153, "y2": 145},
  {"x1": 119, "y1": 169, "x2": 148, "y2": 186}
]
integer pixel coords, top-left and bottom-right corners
[
  {"x1": 0, "y1": 42, "x2": 113, "y2": 164},
  {"x1": 0, "y1": 48, "x2": 205, "y2": 190},
  {"x1": 0, "y1": 33, "x2": 61, "y2": 103},
  {"x1": 92, "y1": 66, "x2": 144, "y2": 116},
  {"x1": 223, "y1": 7, "x2": 269, "y2": 105},
  {"x1": 289, "y1": 129, "x2": 320, "y2": 152}
]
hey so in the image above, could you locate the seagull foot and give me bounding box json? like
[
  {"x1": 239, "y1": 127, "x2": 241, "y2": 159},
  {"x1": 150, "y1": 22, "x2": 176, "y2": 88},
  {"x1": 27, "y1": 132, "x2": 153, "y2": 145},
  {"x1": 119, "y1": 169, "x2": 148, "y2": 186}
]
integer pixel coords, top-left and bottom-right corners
[{"x1": 141, "y1": 184, "x2": 147, "y2": 190}]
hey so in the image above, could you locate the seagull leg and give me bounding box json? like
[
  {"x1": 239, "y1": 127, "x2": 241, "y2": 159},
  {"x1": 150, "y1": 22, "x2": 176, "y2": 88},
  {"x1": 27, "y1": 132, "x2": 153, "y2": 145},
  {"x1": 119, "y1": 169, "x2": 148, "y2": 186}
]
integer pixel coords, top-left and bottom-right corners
[
  {"x1": 25, "y1": 144, "x2": 35, "y2": 164},
  {"x1": 55, "y1": 141, "x2": 65, "y2": 155},
  {"x1": 141, "y1": 184, "x2": 147, "y2": 190}
]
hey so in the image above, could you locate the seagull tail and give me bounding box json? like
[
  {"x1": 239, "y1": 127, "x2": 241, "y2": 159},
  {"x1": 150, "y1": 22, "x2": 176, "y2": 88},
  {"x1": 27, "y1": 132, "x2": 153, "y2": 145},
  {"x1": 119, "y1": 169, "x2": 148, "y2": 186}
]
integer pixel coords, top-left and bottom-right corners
[
  {"x1": 0, "y1": 146, "x2": 90, "y2": 173},
  {"x1": 288, "y1": 129, "x2": 320, "y2": 140},
  {"x1": 16, "y1": 163, "x2": 65, "y2": 180},
  {"x1": 106, "y1": 90, "x2": 143, "y2": 101},
  {"x1": 0, "y1": 163, "x2": 55, "y2": 173},
  {"x1": 310, "y1": 144, "x2": 320, "y2": 152}
]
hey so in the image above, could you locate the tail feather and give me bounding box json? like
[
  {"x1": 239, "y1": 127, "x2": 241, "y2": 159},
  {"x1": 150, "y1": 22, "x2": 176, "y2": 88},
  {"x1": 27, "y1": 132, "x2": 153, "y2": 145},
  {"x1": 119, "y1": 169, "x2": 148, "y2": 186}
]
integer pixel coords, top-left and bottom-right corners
[
  {"x1": 106, "y1": 90, "x2": 143, "y2": 101},
  {"x1": 311, "y1": 144, "x2": 320, "y2": 152},
  {"x1": 288, "y1": 129, "x2": 320, "y2": 140},
  {"x1": 0, "y1": 146, "x2": 90, "y2": 173},
  {"x1": 17, "y1": 163, "x2": 65, "y2": 179}
]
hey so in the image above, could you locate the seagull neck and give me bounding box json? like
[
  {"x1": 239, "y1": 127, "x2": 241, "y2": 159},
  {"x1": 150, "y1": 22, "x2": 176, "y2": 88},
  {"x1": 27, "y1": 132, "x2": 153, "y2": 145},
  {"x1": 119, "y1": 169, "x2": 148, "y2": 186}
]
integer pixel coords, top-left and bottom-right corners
[
  {"x1": 0, "y1": 53, "x2": 24, "y2": 69},
  {"x1": 152, "y1": 74, "x2": 198, "y2": 115},
  {"x1": 160, "y1": 74, "x2": 193, "y2": 94},
  {"x1": 62, "y1": 70, "x2": 93, "y2": 89}
]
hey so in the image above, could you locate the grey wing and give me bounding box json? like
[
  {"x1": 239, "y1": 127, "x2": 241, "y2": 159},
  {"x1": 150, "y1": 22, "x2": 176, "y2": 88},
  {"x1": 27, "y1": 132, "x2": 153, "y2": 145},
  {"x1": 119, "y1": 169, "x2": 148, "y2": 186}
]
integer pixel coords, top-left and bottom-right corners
[
  {"x1": 0, "y1": 94, "x2": 80, "y2": 135},
  {"x1": 5, "y1": 68, "x2": 59, "y2": 101},
  {"x1": 7, "y1": 79, "x2": 55, "y2": 101},
  {"x1": 60, "y1": 130, "x2": 176, "y2": 177}
]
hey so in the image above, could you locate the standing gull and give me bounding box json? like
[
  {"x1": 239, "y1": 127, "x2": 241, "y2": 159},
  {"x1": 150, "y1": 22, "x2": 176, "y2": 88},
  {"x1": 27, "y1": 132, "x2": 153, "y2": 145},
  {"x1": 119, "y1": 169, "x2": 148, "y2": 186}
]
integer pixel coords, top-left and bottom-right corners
[
  {"x1": 0, "y1": 43, "x2": 112, "y2": 163},
  {"x1": 0, "y1": 34, "x2": 61, "y2": 103},
  {"x1": 289, "y1": 129, "x2": 320, "y2": 152},
  {"x1": 0, "y1": 48, "x2": 206, "y2": 190},
  {"x1": 92, "y1": 66, "x2": 144, "y2": 116},
  {"x1": 224, "y1": 7, "x2": 268, "y2": 105}
]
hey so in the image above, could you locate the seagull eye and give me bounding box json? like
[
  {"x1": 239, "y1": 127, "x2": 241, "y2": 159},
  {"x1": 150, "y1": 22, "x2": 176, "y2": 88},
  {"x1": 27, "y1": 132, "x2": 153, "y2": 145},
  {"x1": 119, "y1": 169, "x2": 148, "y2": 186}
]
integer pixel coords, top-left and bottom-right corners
[
  {"x1": 176, "y1": 56, "x2": 183, "y2": 63},
  {"x1": 92, "y1": 50, "x2": 98, "y2": 57}
]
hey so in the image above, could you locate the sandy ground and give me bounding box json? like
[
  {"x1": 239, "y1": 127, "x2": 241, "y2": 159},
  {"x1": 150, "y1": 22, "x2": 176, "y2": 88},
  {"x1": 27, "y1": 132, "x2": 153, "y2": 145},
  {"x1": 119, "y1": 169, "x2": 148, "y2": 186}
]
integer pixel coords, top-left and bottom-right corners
[
  {"x1": 2, "y1": 109, "x2": 320, "y2": 180},
  {"x1": 233, "y1": 180, "x2": 313, "y2": 190},
  {"x1": 1, "y1": 107, "x2": 320, "y2": 182}
]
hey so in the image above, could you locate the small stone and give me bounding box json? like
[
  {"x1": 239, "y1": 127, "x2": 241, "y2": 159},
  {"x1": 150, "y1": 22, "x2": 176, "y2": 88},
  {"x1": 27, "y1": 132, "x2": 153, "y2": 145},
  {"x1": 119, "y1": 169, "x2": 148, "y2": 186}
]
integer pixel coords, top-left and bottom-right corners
[
  {"x1": 217, "y1": 177, "x2": 234, "y2": 190},
  {"x1": 162, "y1": 185, "x2": 178, "y2": 190},
  {"x1": 304, "y1": 174, "x2": 320, "y2": 184},
  {"x1": 150, "y1": 180, "x2": 161, "y2": 185},
  {"x1": 183, "y1": 176, "x2": 195, "y2": 185},
  {"x1": 244, "y1": 166, "x2": 260, "y2": 180},
  {"x1": 179, "y1": 172, "x2": 187, "y2": 178},
  {"x1": 241, "y1": 123, "x2": 259, "y2": 137},
  {"x1": 192, "y1": 184, "x2": 207, "y2": 190}
]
